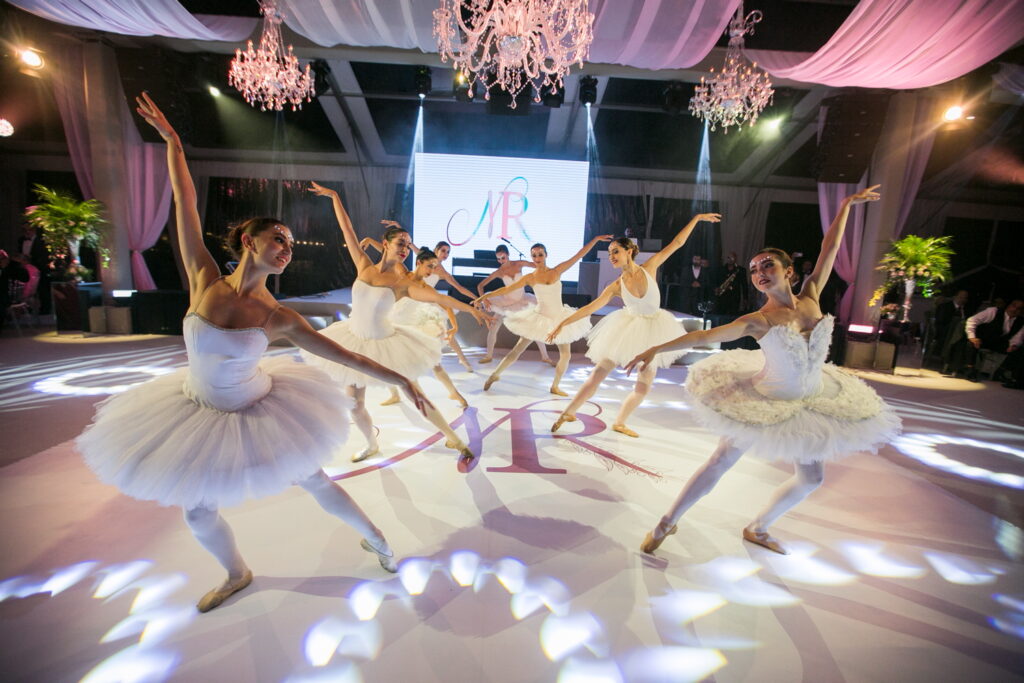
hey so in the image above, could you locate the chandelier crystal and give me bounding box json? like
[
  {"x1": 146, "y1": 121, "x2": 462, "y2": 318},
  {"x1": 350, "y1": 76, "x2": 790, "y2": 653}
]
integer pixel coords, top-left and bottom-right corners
[
  {"x1": 689, "y1": 5, "x2": 774, "y2": 133},
  {"x1": 433, "y1": 0, "x2": 594, "y2": 109},
  {"x1": 228, "y1": 0, "x2": 313, "y2": 112}
]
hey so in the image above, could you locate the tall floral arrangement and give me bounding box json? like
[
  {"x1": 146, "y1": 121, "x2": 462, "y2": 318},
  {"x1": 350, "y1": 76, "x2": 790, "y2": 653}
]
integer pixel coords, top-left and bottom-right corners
[
  {"x1": 869, "y1": 235, "x2": 953, "y2": 323},
  {"x1": 24, "y1": 184, "x2": 109, "y2": 281}
]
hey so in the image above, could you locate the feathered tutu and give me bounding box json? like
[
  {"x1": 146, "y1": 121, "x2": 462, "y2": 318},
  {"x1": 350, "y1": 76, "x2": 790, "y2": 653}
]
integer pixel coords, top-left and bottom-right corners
[
  {"x1": 487, "y1": 291, "x2": 536, "y2": 315},
  {"x1": 391, "y1": 296, "x2": 448, "y2": 339},
  {"x1": 77, "y1": 356, "x2": 351, "y2": 509},
  {"x1": 302, "y1": 319, "x2": 442, "y2": 387},
  {"x1": 503, "y1": 304, "x2": 592, "y2": 344},
  {"x1": 685, "y1": 349, "x2": 901, "y2": 464},
  {"x1": 586, "y1": 308, "x2": 685, "y2": 369}
]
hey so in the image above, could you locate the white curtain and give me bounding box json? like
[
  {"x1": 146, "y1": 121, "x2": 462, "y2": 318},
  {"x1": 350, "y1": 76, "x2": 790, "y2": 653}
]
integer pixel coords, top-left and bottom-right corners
[{"x1": 9, "y1": 0, "x2": 256, "y2": 39}]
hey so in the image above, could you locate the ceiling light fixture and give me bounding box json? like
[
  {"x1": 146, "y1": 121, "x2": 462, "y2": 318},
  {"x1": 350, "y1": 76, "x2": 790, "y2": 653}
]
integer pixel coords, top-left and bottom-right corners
[
  {"x1": 433, "y1": 0, "x2": 594, "y2": 110},
  {"x1": 0, "y1": 118, "x2": 14, "y2": 137},
  {"x1": 690, "y1": 4, "x2": 774, "y2": 133},
  {"x1": 19, "y1": 48, "x2": 44, "y2": 69},
  {"x1": 228, "y1": 0, "x2": 313, "y2": 111}
]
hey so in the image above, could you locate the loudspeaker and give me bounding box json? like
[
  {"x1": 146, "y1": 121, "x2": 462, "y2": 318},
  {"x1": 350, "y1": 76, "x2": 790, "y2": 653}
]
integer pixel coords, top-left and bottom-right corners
[
  {"x1": 132, "y1": 290, "x2": 189, "y2": 335},
  {"x1": 815, "y1": 92, "x2": 892, "y2": 183},
  {"x1": 843, "y1": 340, "x2": 897, "y2": 373}
]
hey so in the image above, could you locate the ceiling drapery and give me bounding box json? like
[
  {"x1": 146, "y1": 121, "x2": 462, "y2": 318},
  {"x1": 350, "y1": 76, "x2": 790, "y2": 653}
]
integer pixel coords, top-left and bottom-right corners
[{"x1": 746, "y1": 0, "x2": 1024, "y2": 89}]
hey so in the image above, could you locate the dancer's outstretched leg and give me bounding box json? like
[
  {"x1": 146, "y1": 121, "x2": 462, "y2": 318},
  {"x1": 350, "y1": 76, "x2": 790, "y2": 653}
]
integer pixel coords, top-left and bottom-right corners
[
  {"x1": 381, "y1": 387, "x2": 401, "y2": 406},
  {"x1": 743, "y1": 462, "x2": 824, "y2": 555},
  {"x1": 612, "y1": 365, "x2": 656, "y2": 437},
  {"x1": 185, "y1": 506, "x2": 252, "y2": 612},
  {"x1": 550, "y1": 343, "x2": 572, "y2": 396},
  {"x1": 536, "y1": 341, "x2": 555, "y2": 366},
  {"x1": 348, "y1": 385, "x2": 380, "y2": 462},
  {"x1": 449, "y1": 336, "x2": 474, "y2": 372},
  {"x1": 641, "y1": 438, "x2": 744, "y2": 553},
  {"x1": 484, "y1": 336, "x2": 531, "y2": 391},
  {"x1": 481, "y1": 319, "x2": 502, "y2": 363},
  {"x1": 411, "y1": 379, "x2": 474, "y2": 460},
  {"x1": 432, "y1": 364, "x2": 468, "y2": 407},
  {"x1": 553, "y1": 359, "x2": 614, "y2": 431},
  {"x1": 298, "y1": 470, "x2": 397, "y2": 571}
]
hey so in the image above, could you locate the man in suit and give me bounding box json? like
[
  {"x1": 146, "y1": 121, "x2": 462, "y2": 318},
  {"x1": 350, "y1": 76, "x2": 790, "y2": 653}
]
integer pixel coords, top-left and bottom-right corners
[
  {"x1": 964, "y1": 298, "x2": 1024, "y2": 386},
  {"x1": 933, "y1": 290, "x2": 970, "y2": 374},
  {"x1": 682, "y1": 254, "x2": 710, "y2": 315}
]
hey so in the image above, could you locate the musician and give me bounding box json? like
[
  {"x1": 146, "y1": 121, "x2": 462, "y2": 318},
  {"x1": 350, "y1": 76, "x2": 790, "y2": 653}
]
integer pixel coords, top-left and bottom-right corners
[{"x1": 714, "y1": 252, "x2": 746, "y2": 315}]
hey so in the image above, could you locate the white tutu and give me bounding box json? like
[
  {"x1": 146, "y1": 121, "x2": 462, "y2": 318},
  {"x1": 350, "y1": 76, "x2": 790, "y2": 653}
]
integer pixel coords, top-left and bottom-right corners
[
  {"x1": 392, "y1": 296, "x2": 448, "y2": 339},
  {"x1": 303, "y1": 319, "x2": 442, "y2": 388},
  {"x1": 488, "y1": 291, "x2": 536, "y2": 315},
  {"x1": 504, "y1": 303, "x2": 592, "y2": 344},
  {"x1": 685, "y1": 349, "x2": 901, "y2": 464},
  {"x1": 586, "y1": 308, "x2": 685, "y2": 369},
  {"x1": 76, "y1": 356, "x2": 351, "y2": 509}
]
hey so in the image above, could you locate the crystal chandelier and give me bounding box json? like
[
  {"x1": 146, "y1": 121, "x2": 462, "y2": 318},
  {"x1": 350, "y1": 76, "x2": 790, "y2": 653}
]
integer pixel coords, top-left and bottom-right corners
[
  {"x1": 689, "y1": 5, "x2": 774, "y2": 132},
  {"x1": 228, "y1": 0, "x2": 313, "y2": 112},
  {"x1": 433, "y1": 0, "x2": 594, "y2": 109}
]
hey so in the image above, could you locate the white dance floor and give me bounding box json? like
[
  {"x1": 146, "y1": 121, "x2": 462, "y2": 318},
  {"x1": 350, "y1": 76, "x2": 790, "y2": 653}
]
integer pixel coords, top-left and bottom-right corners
[{"x1": 1, "y1": 337, "x2": 1022, "y2": 682}]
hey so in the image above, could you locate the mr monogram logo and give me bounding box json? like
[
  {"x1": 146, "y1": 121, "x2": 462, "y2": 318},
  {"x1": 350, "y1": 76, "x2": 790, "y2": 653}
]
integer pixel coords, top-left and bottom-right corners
[
  {"x1": 444, "y1": 177, "x2": 531, "y2": 247},
  {"x1": 332, "y1": 399, "x2": 661, "y2": 480}
]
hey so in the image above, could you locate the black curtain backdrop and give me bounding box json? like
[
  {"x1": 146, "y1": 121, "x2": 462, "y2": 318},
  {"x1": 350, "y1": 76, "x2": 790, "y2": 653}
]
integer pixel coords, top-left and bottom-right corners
[{"x1": 653, "y1": 197, "x2": 721, "y2": 281}]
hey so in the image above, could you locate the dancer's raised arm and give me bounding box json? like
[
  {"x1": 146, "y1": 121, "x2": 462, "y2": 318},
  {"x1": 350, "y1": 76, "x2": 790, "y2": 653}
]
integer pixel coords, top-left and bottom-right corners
[
  {"x1": 135, "y1": 93, "x2": 218, "y2": 298},
  {"x1": 624, "y1": 313, "x2": 767, "y2": 376},
  {"x1": 551, "y1": 234, "x2": 614, "y2": 276},
  {"x1": 434, "y1": 263, "x2": 477, "y2": 300},
  {"x1": 803, "y1": 185, "x2": 880, "y2": 298},
  {"x1": 475, "y1": 270, "x2": 533, "y2": 304},
  {"x1": 408, "y1": 283, "x2": 491, "y2": 327},
  {"x1": 643, "y1": 214, "x2": 721, "y2": 272},
  {"x1": 546, "y1": 280, "x2": 622, "y2": 343},
  {"x1": 309, "y1": 182, "x2": 373, "y2": 274}
]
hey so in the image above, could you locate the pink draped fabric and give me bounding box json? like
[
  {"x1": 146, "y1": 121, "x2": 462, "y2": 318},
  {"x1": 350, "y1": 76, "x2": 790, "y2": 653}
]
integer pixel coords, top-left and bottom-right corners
[
  {"x1": 894, "y1": 99, "x2": 939, "y2": 237},
  {"x1": 818, "y1": 179, "x2": 867, "y2": 324},
  {"x1": 8, "y1": 0, "x2": 256, "y2": 40},
  {"x1": 278, "y1": 0, "x2": 742, "y2": 69},
  {"x1": 748, "y1": 0, "x2": 1024, "y2": 88},
  {"x1": 49, "y1": 41, "x2": 94, "y2": 199}
]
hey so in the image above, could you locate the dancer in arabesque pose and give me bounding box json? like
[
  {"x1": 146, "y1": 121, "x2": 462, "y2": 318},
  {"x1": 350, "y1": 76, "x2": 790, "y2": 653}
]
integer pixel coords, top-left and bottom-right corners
[{"x1": 627, "y1": 186, "x2": 900, "y2": 555}]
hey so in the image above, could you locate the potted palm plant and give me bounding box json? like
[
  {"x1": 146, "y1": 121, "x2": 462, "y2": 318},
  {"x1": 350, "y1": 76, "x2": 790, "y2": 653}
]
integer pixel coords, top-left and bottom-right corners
[
  {"x1": 23, "y1": 184, "x2": 109, "y2": 282},
  {"x1": 869, "y1": 235, "x2": 954, "y2": 323}
]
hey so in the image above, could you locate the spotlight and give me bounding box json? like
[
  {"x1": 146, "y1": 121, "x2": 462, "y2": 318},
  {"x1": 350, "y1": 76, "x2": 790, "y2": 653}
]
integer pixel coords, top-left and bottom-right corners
[
  {"x1": 415, "y1": 66, "x2": 432, "y2": 100},
  {"x1": 19, "y1": 48, "x2": 44, "y2": 69},
  {"x1": 760, "y1": 116, "x2": 783, "y2": 137},
  {"x1": 453, "y1": 69, "x2": 473, "y2": 102},
  {"x1": 578, "y1": 76, "x2": 598, "y2": 107},
  {"x1": 208, "y1": 85, "x2": 221, "y2": 97},
  {"x1": 540, "y1": 83, "x2": 564, "y2": 108},
  {"x1": 943, "y1": 105, "x2": 964, "y2": 121},
  {"x1": 0, "y1": 119, "x2": 13, "y2": 137},
  {"x1": 662, "y1": 81, "x2": 688, "y2": 115}
]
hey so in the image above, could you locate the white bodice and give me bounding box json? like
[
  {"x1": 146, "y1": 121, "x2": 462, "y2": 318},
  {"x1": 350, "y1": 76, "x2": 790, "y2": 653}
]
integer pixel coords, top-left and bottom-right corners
[
  {"x1": 621, "y1": 269, "x2": 661, "y2": 316},
  {"x1": 350, "y1": 280, "x2": 397, "y2": 339},
  {"x1": 752, "y1": 315, "x2": 834, "y2": 400},
  {"x1": 183, "y1": 313, "x2": 271, "y2": 412},
  {"x1": 500, "y1": 272, "x2": 526, "y2": 301},
  {"x1": 531, "y1": 281, "x2": 565, "y2": 318},
  {"x1": 423, "y1": 273, "x2": 440, "y2": 288}
]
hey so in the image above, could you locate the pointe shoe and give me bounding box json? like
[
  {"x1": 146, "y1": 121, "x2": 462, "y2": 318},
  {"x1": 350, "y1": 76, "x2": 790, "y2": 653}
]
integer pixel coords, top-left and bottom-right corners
[
  {"x1": 351, "y1": 446, "x2": 380, "y2": 463},
  {"x1": 459, "y1": 359, "x2": 475, "y2": 373},
  {"x1": 551, "y1": 413, "x2": 577, "y2": 432},
  {"x1": 483, "y1": 374, "x2": 499, "y2": 391},
  {"x1": 743, "y1": 527, "x2": 788, "y2": 555},
  {"x1": 549, "y1": 386, "x2": 568, "y2": 397},
  {"x1": 450, "y1": 393, "x2": 469, "y2": 408},
  {"x1": 197, "y1": 569, "x2": 253, "y2": 613},
  {"x1": 360, "y1": 538, "x2": 398, "y2": 573},
  {"x1": 541, "y1": 358, "x2": 558, "y2": 368},
  {"x1": 611, "y1": 424, "x2": 639, "y2": 438},
  {"x1": 380, "y1": 394, "x2": 401, "y2": 406},
  {"x1": 478, "y1": 356, "x2": 493, "y2": 365},
  {"x1": 640, "y1": 523, "x2": 677, "y2": 555}
]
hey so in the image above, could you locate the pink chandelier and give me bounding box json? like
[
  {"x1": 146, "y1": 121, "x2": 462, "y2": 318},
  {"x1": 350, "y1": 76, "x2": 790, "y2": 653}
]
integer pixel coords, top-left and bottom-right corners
[
  {"x1": 433, "y1": 0, "x2": 594, "y2": 109},
  {"x1": 228, "y1": 0, "x2": 313, "y2": 112},
  {"x1": 689, "y1": 4, "x2": 774, "y2": 132}
]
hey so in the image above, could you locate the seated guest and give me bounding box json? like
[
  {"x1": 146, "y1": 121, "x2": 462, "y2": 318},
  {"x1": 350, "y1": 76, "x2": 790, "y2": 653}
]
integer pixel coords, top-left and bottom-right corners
[{"x1": 964, "y1": 298, "x2": 1023, "y2": 386}]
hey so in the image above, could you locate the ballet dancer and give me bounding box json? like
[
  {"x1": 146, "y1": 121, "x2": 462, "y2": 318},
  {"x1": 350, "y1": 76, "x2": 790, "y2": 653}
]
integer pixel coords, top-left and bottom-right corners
[
  {"x1": 361, "y1": 230, "x2": 478, "y2": 372},
  {"x1": 78, "y1": 94, "x2": 430, "y2": 612},
  {"x1": 549, "y1": 214, "x2": 721, "y2": 437},
  {"x1": 476, "y1": 244, "x2": 554, "y2": 366},
  {"x1": 380, "y1": 246, "x2": 489, "y2": 408},
  {"x1": 303, "y1": 182, "x2": 482, "y2": 464},
  {"x1": 475, "y1": 235, "x2": 613, "y2": 396},
  {"x1": 627, "y1": 186, "x2": 900, "y2": 555}
]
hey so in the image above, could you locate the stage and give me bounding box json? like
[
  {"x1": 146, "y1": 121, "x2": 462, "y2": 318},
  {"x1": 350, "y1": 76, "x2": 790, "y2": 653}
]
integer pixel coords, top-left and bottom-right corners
[{"x1": 1, "y1": 333, "x2": 1022, "y2": 682}]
